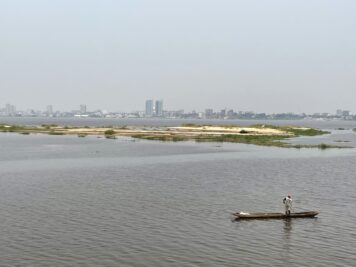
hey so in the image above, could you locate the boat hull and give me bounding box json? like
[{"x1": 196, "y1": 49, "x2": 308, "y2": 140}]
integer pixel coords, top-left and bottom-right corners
[{"x1": 233, "y1": 211, "x2": 319, "y2": 220}]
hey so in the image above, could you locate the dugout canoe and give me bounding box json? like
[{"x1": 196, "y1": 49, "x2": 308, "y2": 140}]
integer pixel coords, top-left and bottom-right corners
[{"x1": 233, "y1": 211, "x2": 319, "y2": 220}]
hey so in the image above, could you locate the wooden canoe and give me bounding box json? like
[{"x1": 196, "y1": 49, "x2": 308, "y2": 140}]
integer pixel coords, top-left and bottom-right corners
[{"x1": 233, "y1": 211, "x2": 319, "y2": 220}]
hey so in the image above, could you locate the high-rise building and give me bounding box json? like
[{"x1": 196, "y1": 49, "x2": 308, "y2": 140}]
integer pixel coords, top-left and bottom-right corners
[
  {"x1": 227, "y1": 109, "x2": 235, "y2": 118},
  {"x1": 205, "y1": 109, "x2": 214, "y2": 118},
  {"x1": 342, "y1": 110, "x2": 350, "y2": 116},
  {"x1": 336, "y1": 109, "x2": 343, "y2": 116},
  {"x1": 5, "y1": 103, "x2": 16, "y2": 116},
  {"x1": 336, "y1": 109, "x2": 350, "y2": 117},
  {"x1": 155, "y1": 100, "x2": 163, "y2": 116},
  {"x1": 46, "y1": 105, "x2": 53, "y2": 115},
  {"x1": 145, "y1": 100, "x2": 154, "y2": 116},
  {"x1": 80, "y1": 104, "x2": 87, "y2": 114}
]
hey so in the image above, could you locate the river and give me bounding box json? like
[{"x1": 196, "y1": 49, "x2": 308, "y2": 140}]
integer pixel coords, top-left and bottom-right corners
[{"x1": 0, "y1": 118, "x2": 355, "y2": 266}]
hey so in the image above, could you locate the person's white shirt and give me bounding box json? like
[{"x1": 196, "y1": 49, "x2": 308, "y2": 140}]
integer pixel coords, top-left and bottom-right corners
[{"x1": 283, "y1": 196, "x2": 292, "y2": 214}]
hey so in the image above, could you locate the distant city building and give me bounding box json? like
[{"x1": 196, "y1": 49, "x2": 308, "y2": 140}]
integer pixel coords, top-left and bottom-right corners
[
  {"x1": 5, "y1": 103, "x2": 16, "y2": 116},
  {"x1": 155, "y1": 100, "x2": 163, "y2": 116},
  {"x1": 227, "y1": 109, "x2": 235, "y2": 118},
  {"x1": 80, "y1": 104, "x2": 87, "y2": 114},
  {"x1": 205, "y1": 109, "x2": 214, "y2": 117},
  {"x1": 336, "y1": 109, "x2": 350, "y2": 117},
  {"x1": 342, "y1": 110, "x2": 350, "y2": 116},
  {"x1": 336, "y1": 109, "x2": 343, "y2": 116},
  {"x1": 145, "y1": 99, "x2": 154, "y2": 116},
  {"x1": 46, "y1": 105, "x2": 53, "y2": 116}
]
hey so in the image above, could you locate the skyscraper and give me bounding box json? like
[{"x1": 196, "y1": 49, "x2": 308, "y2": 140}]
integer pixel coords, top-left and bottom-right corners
[
  {"x1": 46, "y1": 105, "x2": 53, "y2": 116},
  {"x1": 5, "y1": 103, "x2": 16, "y2": 116},
  {"x1": 80, "y1": 104, "x2": 87, "y2": 114},
  {"x1": 205, "y1": 109, "x2": 213, "y2": 118},
  {"x1": 155, "y1": 100, "x2": 163, "y2": 116},
  {"x1": 145, "y1": 100, "x2": 153, "y2": 116}
]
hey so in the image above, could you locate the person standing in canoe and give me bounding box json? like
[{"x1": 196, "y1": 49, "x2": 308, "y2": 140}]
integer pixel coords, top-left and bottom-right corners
[{"x1": 283, "y1": 195, "x2": 293, "y2": 215}]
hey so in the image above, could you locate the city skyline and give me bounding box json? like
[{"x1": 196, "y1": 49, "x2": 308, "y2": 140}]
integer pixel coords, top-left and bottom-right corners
[
  {"x1": 1, "y1": 101, "x2": 355, "y2": 114},
  {"x1": 1, "y1": 101, "x2": 354, "y2": 121}
]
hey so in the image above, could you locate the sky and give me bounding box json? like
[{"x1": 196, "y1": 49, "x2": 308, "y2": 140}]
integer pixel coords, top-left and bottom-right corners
[{"x1": 1, "y1": 0, "x2": 355, "y2": 113}]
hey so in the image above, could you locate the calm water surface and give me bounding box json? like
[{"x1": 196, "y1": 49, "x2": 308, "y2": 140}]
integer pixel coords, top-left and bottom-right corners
[{"x1": 1, "y1": 126, "x2": 356, "y2": 266}]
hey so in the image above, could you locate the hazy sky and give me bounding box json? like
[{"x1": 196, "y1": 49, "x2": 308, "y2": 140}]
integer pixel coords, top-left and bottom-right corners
[{"x1": 1, "y1": 0, "x2": 355, "y2": 113}]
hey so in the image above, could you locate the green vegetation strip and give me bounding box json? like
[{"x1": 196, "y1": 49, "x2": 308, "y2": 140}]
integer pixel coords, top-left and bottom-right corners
[
  {"x1": 131, "y1": 134, "x2": 187, "y2": 142},
  {"x1": 132, "y1": 124, "x2": 347, "y2": 149},
  {"x1": 132, "y1": 133, "x2": 344, "y2": 149},
  {"x1": 0, "y1": 123, "x2": 351, "y2": 149},
  {"x1": 104, "y1": 129, "x2": 116, "y2": 135},
  {"x1": 250, "y1": 124, "x2": 329, "y2": 136},
  {"x1": 180, "y1": 123, "x2": 329, "y2": 136},
  {"x1": 0, "y1": 124, "x2": 36, "y2": 132}
]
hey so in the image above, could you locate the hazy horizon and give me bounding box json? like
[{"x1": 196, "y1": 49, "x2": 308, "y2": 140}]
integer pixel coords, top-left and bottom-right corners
[{"x1": 1, "y1": 0, "x2": 355, "y2": 113}]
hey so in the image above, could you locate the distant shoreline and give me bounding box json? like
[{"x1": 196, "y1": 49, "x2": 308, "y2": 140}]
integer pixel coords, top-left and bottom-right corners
[{"x1": 1, "y1": 123, "x2": 352, "y2": 149}]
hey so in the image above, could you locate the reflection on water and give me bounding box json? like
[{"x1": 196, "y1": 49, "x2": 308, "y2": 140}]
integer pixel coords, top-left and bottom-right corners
[
  {"x1": 283, "y1": 219, "x2": 293, "y2": 258},
  {"x1": 283, "y1": 218, "x2": 293, "y2": 239}
]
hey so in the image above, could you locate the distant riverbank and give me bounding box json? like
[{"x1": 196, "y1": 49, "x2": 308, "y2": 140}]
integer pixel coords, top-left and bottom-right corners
[
  {"x1": 0, "y1": 123, "x2": 352, "y2": 149},
  {"x1": 2, "y1": 116, "x2": 356, "y2": 129}
]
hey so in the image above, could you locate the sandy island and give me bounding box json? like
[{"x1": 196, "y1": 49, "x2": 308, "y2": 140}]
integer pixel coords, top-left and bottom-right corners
[{"x1": 0, "y1": 123, "x2": 351, "y2": 149}]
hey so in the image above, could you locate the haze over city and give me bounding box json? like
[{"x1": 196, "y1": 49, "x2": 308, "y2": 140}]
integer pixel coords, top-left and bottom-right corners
[
  {"x1": 2, "y1": 2, "x2": 356, "y2": 267},
  {"x1": 1, "y1": 0, "x2": 356, "y2": 113}
]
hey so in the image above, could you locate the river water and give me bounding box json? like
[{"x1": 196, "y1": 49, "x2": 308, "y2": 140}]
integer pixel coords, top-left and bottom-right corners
[{"x1": 1, "y1": 118, "x2": 356, "y2": 266}]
